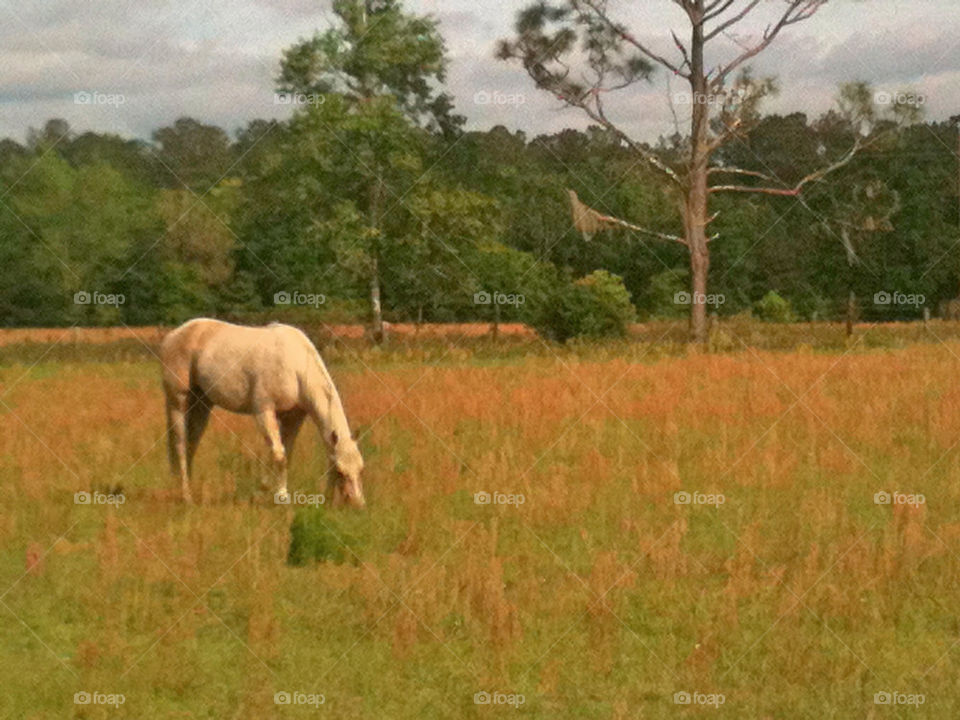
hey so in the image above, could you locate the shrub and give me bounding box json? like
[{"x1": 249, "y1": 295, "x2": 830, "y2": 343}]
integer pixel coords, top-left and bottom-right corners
[
  {"x1": 288, "y1": 507, "x2": 364, "y2": 566},
  {"x1": 639, "y1": 268, "x2": 689, "y2": 319},
  {"x1": 753, "y1": 291, "x2": 798, "y2": 323},
  {"x1": 533, "y1": 270, "x2": 636, "y2": 342}
]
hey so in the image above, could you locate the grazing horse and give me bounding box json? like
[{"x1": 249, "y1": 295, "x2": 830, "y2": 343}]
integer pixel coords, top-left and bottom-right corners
[{"x1": 159, "y1": 318, "x2": 364, "y2": 506}]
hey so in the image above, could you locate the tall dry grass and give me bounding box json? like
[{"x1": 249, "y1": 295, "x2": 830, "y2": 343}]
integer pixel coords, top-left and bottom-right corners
[{"x1": 1, "y1": 338, "x2": 960, "y2": 716}]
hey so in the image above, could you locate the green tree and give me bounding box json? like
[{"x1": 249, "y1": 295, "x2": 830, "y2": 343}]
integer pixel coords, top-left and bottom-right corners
[
  {"x1": 472, "y1": 242, "x2": 557, "y2": 334},
  {"x1": 64, "y1": 132, "x2": 159, "y2": 186},
  {"x1": 386, "y1": 187, "x2": 502, "y2": 322},
  {"x1": 278, "y1": 0, "x2": 463, "y2": 138},
  {"x1": 275, "y1": 0, "x2": 466, "y2": 340},
  {"x1": 0, "y1": 138, "x2": 28, "y2": 168},
  {"x1": 148, "y1": 185, "x2": 238, "y2": 322},
  {"x1": 0, "y1": 153, "x2": 158, "y2": 325},
  {"x1": 533, "y1": 269, "x2": 636, "y2": 342},
  {"x1": 153, "y1": 117, "x2": 233, "y2": 192},
  {"x1": 26, "y1": 118, "x2": 72, "y2": 152},
  {"x1": 237, "y1": 94, "x2": 424, "y2": 322}
]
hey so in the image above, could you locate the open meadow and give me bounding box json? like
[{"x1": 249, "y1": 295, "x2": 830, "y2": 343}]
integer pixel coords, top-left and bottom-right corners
[
  {"x1": 4, "y1": 0, "x2": 959, "y2": 714},
  {"x1": 2, "y1": 323, "x2": 960, "y2": 717}
]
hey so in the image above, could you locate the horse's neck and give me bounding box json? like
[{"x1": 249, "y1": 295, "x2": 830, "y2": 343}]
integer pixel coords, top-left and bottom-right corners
[
  {"x1": 309, "y1": 360, "x2": 351, "y2": 442},
  {"x1": 323, "y1": 386, "x2": 352, "y2": 441}
]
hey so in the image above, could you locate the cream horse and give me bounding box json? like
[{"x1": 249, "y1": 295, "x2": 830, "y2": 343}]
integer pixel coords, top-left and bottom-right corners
[{"x1": 159, "y1": 318, "x2": 364, "y2": 506}]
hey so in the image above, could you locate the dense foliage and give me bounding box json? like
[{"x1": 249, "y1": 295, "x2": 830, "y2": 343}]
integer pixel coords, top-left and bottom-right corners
[
  {"x1": 3, "y1": 112, "x2": 958, "y2": 333},
  {"x1": 533, "y1": 270, "x2": 637, "y2": 342},
  {"x1": 0, "y1": 2, "x2": 957, "y2": 337}
]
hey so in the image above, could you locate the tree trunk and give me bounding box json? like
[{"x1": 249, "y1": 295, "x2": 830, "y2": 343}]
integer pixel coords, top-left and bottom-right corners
[
  {"x1": 846, "y1": 290, "x2": 856, "y2": 337},
  {"x1": 686, "y1": 184, "x2": 710, "y2": 344},
  {"x1": 956, "y1": 121, "x2": 960, "y2": 297},
  {"x1": 370, "y1": 254, "x2": 383, "y2": 344},
  {"x1": 685, "y1": 10, "x2": 710, "y2": 345},
  {"x1": 368, "y1": 174, "x2": 384, "y2": 344},
  {"x1": 843, "y1": 227, "x2": 857, "y2": 338}
]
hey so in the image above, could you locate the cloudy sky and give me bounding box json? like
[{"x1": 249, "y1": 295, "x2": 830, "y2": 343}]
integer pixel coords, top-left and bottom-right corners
[{"x1": 1, "y1": 0, "x2": 958, "y2": 144}]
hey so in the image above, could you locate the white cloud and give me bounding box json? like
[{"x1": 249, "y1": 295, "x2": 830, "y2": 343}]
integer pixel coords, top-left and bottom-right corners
[{"x1": 0, "y1": 0, "x2": 957, "y2": 143}]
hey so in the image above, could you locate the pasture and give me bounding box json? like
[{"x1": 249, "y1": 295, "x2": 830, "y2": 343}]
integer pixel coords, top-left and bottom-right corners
[{"x1": 2, "y1": 324, "x2": 960, "y2": 717}]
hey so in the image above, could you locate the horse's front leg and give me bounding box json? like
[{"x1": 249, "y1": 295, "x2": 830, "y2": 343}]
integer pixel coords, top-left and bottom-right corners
[{"x1": 254, "y1": 408, "x2": 288, "y2": 502}]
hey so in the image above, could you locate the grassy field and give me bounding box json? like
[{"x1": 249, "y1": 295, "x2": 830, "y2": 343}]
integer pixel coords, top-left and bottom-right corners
[{"x1": 2, "y1": 323, "x2": 960, "y2": 717}]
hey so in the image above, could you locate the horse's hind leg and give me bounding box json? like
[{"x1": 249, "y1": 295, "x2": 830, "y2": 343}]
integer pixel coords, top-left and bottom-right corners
[
  {"x1": 165, "y1": 391, "x2": 192, "y2": 503},
  {"x1": 254, "y1": 408, "x2": 287, "y2": 501},
  {"x1": 186, "y1": 390, "x2": 212, "y2": 483}
]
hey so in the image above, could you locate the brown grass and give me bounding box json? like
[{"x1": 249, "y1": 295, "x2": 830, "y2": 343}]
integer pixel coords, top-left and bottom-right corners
[{"x1": 3, "y1": 338, "x2": 960, "y2": 716}]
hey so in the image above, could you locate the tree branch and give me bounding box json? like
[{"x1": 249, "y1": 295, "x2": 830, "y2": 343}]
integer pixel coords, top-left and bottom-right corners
[
  {"x1": 568, "y1": 189, "x2": 687, "y2": 245},
  {"x1": 670, "y1": 30, "x2": 692, "y2": 74},
  {"x1": 564, "y1": 89, "x2": 684, "y2": 186},
  {"x1": 667, "y1": 78, "x2": 684, "y2": 137},
  {"x1": 580, "y1": 0, "x2": 690, "y2": 79},
  {"x1": 708, "y1": 0, "x2": 827, "y2": 89},
  {"x1": 709, "y1": 136, "x2": 863, "y2": 195},
  {"x1": 705, "y1": 115, "x2": 743, "y2": 152},
  {"x1": 707, "y1": 166, "x2": 780, "y2": 183},
  {"x1": 704, "y1": 0, "x2": 738, "y2": 23},
  {"x1": 704, "y1": 0, "x2": 762, "y2": 40},
  {"x1": 707, "y1": 185, "x2": 802, "y2": 196}
]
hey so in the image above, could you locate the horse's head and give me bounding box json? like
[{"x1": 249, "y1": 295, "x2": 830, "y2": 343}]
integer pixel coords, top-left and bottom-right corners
[{"x1": 331, "y1": 433, "x2": 365, "y2": 508}]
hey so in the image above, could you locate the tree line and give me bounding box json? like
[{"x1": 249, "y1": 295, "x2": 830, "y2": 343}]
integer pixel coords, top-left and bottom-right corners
[{"x1": 1, "y1": 0, "x2": 958, "y2": 339}]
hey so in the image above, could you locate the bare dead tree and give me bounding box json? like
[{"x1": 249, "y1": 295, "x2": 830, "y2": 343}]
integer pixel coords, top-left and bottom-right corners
[{"x1": 498, "y1": 0, "x2": 894, "y2": 343}]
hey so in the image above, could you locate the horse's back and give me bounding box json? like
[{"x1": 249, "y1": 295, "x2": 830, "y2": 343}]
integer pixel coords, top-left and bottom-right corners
[
  {"x1": 161, "y1": 318, "x2": 223, "y2": 357},
  {"x1": 162, "y1": 319, "x2": 314, "y2": 413}
]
